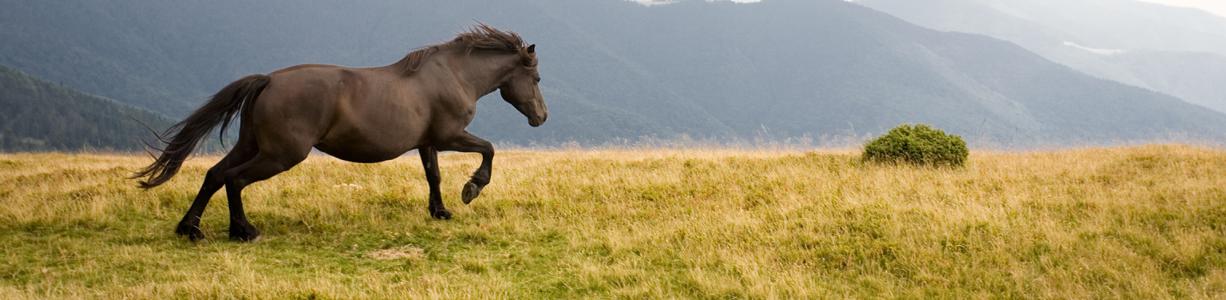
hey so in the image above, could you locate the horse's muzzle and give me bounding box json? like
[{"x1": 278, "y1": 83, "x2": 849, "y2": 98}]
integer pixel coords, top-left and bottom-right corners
[{"x1": 529, "y1": 115, "x2": 546, "y2": 127}]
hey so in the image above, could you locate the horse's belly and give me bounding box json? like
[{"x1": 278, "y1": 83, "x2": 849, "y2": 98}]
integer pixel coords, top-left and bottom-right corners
[
  {"x1": 314, "y1": 142, "x2": 408, "y2": 163},
  {"x1": 315, "y1": 131, "x2": 420, "y2": 163}
]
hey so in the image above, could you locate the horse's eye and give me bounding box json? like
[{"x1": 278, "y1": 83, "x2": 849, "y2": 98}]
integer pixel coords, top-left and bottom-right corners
[{"x1": 533, "y1": 77, "x2": 541, "y2": 83}]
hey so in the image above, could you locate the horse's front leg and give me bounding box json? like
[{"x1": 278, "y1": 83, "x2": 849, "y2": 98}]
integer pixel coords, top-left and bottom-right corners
[
  {"x1": 438, "y1": 131, "x2": 494, "y2": 204},
  {"x1": 418, "y1": 146, "x2": 451, "y2": 220}
]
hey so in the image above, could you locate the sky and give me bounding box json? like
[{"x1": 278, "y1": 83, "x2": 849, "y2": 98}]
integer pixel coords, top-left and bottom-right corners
[
  {"x1": 630, "y1": 0, "x2": 760, "y2": 5},
  {"x1": 631, "y1": 0, "x2": 1226, "y2": 18},
  {"x1": 1139, "y1": 0, "x2": 1226, "y2": 18}
]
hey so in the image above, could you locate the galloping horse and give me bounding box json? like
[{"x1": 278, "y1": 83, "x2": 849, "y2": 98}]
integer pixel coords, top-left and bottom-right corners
[{"x1": 134, "y1": 24, "x2": 547, "y2": 241}]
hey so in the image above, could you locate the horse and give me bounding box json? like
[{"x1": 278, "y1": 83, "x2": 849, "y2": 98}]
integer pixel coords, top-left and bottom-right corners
[{"x1": 133, "y1": 24, "x2": 547, "y2": 242}]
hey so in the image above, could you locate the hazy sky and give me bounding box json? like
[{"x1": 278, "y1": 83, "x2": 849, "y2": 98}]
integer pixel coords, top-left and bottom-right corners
[
  {"x1": 633, "y1": 0, "x2": 1226, "y2": 18},
  {"x1": 1126, "y1": 0, "x2": 1225, "y2": 17}
]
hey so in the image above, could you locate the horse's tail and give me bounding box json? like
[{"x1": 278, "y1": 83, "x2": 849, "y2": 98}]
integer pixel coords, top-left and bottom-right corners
[{"x1": 133, "y1": 74, "x2": 270, "y2": 189}]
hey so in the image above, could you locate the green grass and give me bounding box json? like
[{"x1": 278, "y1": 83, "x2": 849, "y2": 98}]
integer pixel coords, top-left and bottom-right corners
[{"x1": 1, "y1": 145, "x2": 1225, "y2": 298}]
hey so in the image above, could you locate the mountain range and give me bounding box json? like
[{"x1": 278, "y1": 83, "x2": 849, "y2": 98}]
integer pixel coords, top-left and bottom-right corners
[
  {"x1": 854, "y1": 0, "x2": 1226, "y2": 114},
  {"x1": 1, "y1": 0, "x2": 1224, "y2": 149}
]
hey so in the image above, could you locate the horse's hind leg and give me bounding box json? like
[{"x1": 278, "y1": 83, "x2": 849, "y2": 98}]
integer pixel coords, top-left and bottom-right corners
[
  {"x1": 175, "y1": 142, "x2": 257, "y2": 241},
  {"x1": 221, "y1": 150, "x2": 307, "y2": 241},
  {"x1": 174, "y1": 167, "x2": 224, "y2": 241}
]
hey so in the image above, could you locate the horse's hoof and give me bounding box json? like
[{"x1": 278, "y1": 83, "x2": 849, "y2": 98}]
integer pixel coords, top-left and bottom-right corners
[
  {"x1": 175, "y1": 222, "x2": 206, "y2": 242},
  {"x1": 431, "y1": 209, "x2": 453, "y2": 220},
  {"x1": 462, "y1": 181, "x2": 483, "y2": 204},
  {"x1": 228, "y1": 225, "x2": 261, "y2": 242}
]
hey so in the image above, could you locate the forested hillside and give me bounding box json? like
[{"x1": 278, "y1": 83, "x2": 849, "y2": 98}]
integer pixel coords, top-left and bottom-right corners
[{"x1": 0, "y1": 65, "x2": 170, "y2": 151}]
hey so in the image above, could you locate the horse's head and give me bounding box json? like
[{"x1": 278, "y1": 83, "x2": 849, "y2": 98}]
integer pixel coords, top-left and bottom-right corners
[{"x1": 499, "y1": 44, "x2": 547, "y2": 127}]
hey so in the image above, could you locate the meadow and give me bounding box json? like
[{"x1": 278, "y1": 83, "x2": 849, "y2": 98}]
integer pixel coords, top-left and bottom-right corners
[{"x1": 0, "y1": 145, "x2": 1224, "y2": 299}]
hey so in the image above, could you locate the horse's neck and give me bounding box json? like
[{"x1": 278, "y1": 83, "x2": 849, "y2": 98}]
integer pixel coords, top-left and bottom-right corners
[{"x1": 441, "y1": 50, "x2": 516, "y2": 100}]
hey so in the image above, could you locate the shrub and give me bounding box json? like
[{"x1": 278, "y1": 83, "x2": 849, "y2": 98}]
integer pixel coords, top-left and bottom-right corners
[{"x1": 863, "y1": 124, "x2": 968, "y2": 166}]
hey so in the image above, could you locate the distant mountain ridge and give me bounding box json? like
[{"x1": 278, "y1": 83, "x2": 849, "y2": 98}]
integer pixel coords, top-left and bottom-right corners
[
  {"x1": 854, "y1": 0, "x2": 1226, "y2": 114},
  {"x1": 0, "y1": 0, "x2": 1224, "y2": 147},
  {"x1": 0, "y1": 65, "x2": 171, "y2": 151}
]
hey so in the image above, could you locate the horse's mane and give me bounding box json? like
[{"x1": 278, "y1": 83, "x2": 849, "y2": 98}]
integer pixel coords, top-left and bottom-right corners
[{"x1": 395, "y1": 23, "x2": 528, "y2": 76}]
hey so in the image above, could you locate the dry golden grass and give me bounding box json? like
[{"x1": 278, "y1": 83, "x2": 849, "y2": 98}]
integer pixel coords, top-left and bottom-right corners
[{"x1": 0, "y1": 145, "x2": 1224, "y2": 298}]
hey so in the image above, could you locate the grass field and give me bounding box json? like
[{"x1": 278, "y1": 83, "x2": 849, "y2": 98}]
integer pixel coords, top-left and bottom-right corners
[{"x1": 1, "y1": 145, "x2": 1225, "y2": 298}]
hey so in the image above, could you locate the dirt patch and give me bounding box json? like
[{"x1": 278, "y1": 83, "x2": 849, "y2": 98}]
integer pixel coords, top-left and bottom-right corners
[{"x1": 366, "y1": 246, "x2": 425, "y2": 261}]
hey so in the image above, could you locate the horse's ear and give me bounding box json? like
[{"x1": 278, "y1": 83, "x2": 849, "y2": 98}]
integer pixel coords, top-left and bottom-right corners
[{"x1": 527, "y1": 44, "x2": 536, "y2": 53}]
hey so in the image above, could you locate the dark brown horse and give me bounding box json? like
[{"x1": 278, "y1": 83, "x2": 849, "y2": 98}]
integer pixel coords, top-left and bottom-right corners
[{"x1": 134, "y1": 24, "x2": 546, "y2": 241}]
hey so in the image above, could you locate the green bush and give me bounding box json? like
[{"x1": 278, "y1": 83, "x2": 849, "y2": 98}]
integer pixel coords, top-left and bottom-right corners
[{"x1": 863, "y1": 124, "x2": 968, "y2": 166}]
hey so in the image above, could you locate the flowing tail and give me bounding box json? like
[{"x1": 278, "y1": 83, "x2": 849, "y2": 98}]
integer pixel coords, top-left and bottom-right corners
[{"x1": 133, "y1": 74, "x2": 270, "y2": 189}]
